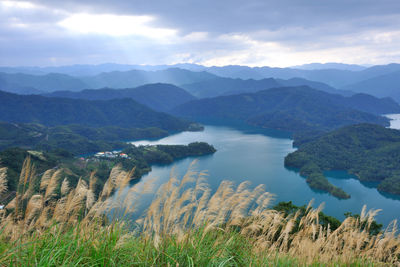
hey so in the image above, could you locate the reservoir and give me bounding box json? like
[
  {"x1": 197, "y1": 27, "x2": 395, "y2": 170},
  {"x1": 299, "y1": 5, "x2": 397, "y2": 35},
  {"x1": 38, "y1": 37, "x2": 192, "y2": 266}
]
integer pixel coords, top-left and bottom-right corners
[{"x1": 127, "y1": 123, "x2": 400, "y2": 226}]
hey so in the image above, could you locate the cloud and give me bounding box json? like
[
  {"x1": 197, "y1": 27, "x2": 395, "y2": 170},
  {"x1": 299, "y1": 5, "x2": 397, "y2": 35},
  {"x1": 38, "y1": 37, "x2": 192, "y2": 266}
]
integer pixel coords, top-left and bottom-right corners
[
  {"x1": 58, "y1": 13, "x2": 176, "y2": 39},
  {"x1": 1, "y1": 0, "x2": 400, "y2": 66}
]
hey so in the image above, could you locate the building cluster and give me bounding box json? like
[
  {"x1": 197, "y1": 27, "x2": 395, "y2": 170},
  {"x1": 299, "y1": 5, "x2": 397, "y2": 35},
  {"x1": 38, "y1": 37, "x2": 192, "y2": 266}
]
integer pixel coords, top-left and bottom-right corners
[{"x1": 94, "y1": 151, "x2": 130, "y2": 159}]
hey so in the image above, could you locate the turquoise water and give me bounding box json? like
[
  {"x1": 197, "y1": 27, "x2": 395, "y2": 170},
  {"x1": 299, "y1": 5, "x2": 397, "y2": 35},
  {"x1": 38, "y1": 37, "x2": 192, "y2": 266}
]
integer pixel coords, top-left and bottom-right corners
[{"x1": 127, "y1": 124, "x2": 400, "y2": 226}]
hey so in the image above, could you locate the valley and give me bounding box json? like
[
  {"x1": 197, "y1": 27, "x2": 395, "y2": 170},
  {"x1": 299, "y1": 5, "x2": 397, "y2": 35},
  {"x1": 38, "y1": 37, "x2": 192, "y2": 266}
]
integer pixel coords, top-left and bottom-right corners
[
  {"x1": 3, "y1": 1, "x2": 400, "y2": 264},
  {"x1": 2, "y1": 64, "x2": 400, "y2": 228},
  {"x1": 1, "y1": 63, "x2": 400, "y2": 266}
]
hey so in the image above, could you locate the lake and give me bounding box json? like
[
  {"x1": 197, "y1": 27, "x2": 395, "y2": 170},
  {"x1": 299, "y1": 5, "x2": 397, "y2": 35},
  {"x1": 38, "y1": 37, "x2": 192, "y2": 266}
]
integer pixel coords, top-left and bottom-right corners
[
  {"x1": 126, "y1": 121, "x2": 400, "y2": 226},
  {"x1": 385, "y1": 113, "x2": 400, "y2": 129}
]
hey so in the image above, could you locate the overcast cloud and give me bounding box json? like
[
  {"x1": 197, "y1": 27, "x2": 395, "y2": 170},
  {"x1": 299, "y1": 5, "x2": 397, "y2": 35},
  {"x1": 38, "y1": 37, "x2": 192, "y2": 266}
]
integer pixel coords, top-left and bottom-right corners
[{"x1": 1, "y1": 0, "x2": 400, "y2": 67}]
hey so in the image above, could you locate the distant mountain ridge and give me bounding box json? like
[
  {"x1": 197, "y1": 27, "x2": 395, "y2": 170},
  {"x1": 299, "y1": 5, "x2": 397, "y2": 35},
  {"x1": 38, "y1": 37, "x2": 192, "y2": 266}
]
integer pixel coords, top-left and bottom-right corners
[
  {"x1": 0, "y1": 68, "x2": 353, "y2": 100},
  {"x1": 44, "y1": 83, "x2": 196, "y2": 112},
  {"x1": 0, "y1": 72, "x2": 88, "y2": 93},
  {"x1": 1, "y1": 63, "x2": 400, "y2": 101},
  {"x1": 0, "y1": 68, "x2": 217, "y2": 94},
  {"x1": 0, "y1": 63, "x2": 207, "y2": 76},
  {"x1": 292, "y1": 63, "x2": 367, "y2": 71},
  {"x1": 181, "y1": 77, "x2": 280, "y2": 98},
  {"x1": 81, "y1": 68, "x2": 217, "y2": 89},
  {"x1": 201, "y1": 64, "x2": 400, "y2": 88},
  {"x1": 181, "y1": 76, "x2": 352, "y2": 98},
  {"x1": 0, "y1": 76, "x2": 43, "y2": 95},
  {"x1": 341, "y1": 71, "x2": 400, "y2": 102}
]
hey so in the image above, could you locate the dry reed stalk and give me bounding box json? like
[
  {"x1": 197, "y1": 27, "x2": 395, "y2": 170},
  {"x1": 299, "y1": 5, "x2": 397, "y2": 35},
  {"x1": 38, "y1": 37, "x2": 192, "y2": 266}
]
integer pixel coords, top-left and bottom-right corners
[
  {"x1": 60, "y1": 178, "x2": 70, "y2": 196},
  {"x1": 99, "y1": 164, "x2": 126, "y2": 200},
  {"x1": 40, "y1": 169, "x2": 55, "y2": 192},
  {"x1": 0, "y1": 167, "x2": 7, "y2": 195},
  {"x1": 65, "y1": 179, "x2": 89, "y2": 223},
  {"x1": 44, "y1": 169, "x2": 63, "y2": 203},
  {"x1": 18, "y1": 156, "x2": 32, "y2": 189},
  {"x1": 24, "y1": 194, "x2": 43, "y2": 228}
]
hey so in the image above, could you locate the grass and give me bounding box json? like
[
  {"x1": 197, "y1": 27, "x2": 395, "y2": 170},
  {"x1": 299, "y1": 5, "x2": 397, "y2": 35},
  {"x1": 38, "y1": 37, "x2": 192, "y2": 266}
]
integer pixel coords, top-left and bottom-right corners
[
  {"x1": 0, "y1": 157, "x2": 398, "y2": 266},
  {"x1": 1, "y1": 223, "x2": 363, "y2": 266}
]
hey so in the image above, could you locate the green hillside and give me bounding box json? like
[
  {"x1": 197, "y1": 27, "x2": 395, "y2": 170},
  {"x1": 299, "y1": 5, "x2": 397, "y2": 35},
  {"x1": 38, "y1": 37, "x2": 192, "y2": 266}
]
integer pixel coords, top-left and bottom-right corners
[
  {"x1": 0, "y1": 90, "x2": 197, "y2": 131},
  {"x1": 172, "y1": 86, "x2": 393, "y2": 136},
  {"x1": 285, "y1": 124, "x2": 400, "y2": 196},
  {"x1": 0, "y1": 122, "x2": 169, "y2": 155}
]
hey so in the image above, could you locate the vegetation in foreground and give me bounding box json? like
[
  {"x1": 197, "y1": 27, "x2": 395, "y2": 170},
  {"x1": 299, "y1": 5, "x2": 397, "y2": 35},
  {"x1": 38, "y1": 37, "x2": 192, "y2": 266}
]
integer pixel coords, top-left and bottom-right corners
[
  {"x1": 0, "y1": 159, "x2": 399, "y2": 266},
  {"x1": 285, "y1": 123, "x2": 400, "y2": 196}
]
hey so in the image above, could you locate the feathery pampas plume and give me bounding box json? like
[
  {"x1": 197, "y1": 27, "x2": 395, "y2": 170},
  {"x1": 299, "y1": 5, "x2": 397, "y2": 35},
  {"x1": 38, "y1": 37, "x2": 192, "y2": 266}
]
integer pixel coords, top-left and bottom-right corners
[{"x1": 0, "y1": 167, "x2": 8, "y2": 195}]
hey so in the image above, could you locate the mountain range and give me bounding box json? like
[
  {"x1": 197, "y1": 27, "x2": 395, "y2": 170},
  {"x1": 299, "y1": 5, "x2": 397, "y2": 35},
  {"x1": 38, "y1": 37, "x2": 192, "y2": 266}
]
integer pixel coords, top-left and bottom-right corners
[
  {"x1": 1, "y1": 62, "x2": 400, "y2": 103},
  {"x1": 341, "y1": 71, "x2": 400, "y2": 102},
  {"x1": 0, "y1": 122, "x2": 168, "y2": 155},
  {"x1": 291, "y1": 63, "x2": 367, "y2": 71},
  {"x1": 44, "y1": 83, "x2": 196, "y2": 112},
  {"x1": 0, "y1": 90, "x2": 195, "y2": 131},
  {"x1": 181, "y1": 76, "x2": 352, "y2": 98},
  {"x1": 171, "y1": 86, "x2": 399, "y2": 135}
]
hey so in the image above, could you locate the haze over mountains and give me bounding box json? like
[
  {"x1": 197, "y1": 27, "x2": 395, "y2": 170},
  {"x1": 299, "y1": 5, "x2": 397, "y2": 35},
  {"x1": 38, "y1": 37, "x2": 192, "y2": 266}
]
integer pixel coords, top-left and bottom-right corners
[
  {"x1": 45, "y1": 83, "x2": 196, "y2": 112},
  {"x1": 342, "y1": 71, "x2": 400, "y2": 102},
  {"x1": 180, "y1": 76, "x2": 352, "y2": 98},
  {"x1": 0, "y1": 62, "x2": 399, "y2": 102},
  {"x1": 291, "y1": 63, "x2": 368, "y2": 71}
]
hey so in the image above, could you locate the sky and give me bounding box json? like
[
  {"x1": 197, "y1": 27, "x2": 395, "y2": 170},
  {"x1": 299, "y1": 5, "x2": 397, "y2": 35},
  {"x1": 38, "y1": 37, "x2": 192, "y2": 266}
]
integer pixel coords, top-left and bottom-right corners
[{"x1": 1, "y1": 0, "x2": 400, "y2": 67}]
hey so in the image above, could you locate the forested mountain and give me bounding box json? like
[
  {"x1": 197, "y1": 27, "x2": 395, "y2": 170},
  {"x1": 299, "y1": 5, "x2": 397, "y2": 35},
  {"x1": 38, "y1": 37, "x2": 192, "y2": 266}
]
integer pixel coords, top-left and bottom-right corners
[
  {"x1": 181, "y1": 77, "x2": 281, "y2": 98},
  {"x1": 0, "y1": 90, "x2": 196, "y2": 131},
  {"x1": 181, "y1": 76, "x2": 350, "y2": 98},
  {"x1": 285, "y1": 124, "x2": 400, "y2": 196},
  {"x1": 81, "y1": 68, "x2": 217, "y2": 89},
  {"x1": 172, "y1": 86, "x2": 396, "y2": 135},
  {"x1": 44, "y1": 83, "x2": 196, "y2": 112},
  {"x1": 342, "y1": 93, "x2": 400, "y2": 115},
  {"x1": 200, "y1": 66, "x2": 356, "y2": 87},
  {"x1": 2, "y1": 63, "x2": 400, "y2": 99},
  {"x1": 0, "y1": 72, "x2": 88, "y2": 92},
  {"x1": 0, "y1": 122, "x2": 168, "y2": 155},
  {"x1": 276, "y1": 78, "x2": 353, "y2": 96},
  {"x1": 341, "y1": 71, "x2": 400, "y2": 102},
  {"x1": 0, "y1": 76, "x2": 42, "y2": 95},
  {"x1": 0, "y1": 68, "x2": 216, "y2": 94},
  {"x1": 198, "y1": 63, "x2": 400, "y2": 88}
]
